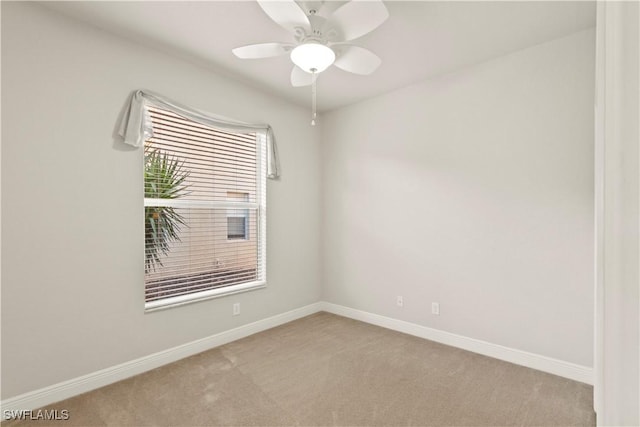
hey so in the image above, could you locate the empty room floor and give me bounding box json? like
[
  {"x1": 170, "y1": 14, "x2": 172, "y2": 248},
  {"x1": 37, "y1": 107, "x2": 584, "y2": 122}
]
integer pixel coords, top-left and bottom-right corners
[{"x1": 3, "y1": 312, "x2": 595, "y2": 426}]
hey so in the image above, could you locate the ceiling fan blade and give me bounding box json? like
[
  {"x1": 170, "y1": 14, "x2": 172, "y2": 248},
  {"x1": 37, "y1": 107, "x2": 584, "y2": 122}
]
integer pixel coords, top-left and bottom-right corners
[
  {"x1": 333, "y1": 45, "x2": 381, "y2": 75},
  {"x1": 328, "y1": 0, "x2": 389, "y2": 41},
  {"x1": 291, "y1": 66, "x2": 313, "y2": 87},
  {"x1": 257, "y1": 0, "x2": 310, "y2": 34},
  {"x1": 232, "y1": 42, "x2": 294, "y2": 59}
]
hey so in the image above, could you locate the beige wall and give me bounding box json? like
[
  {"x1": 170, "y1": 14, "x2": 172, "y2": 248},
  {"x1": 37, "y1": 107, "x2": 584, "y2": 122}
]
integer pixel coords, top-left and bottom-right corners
[
  {"x1": 321, "y1": 29, "x2": 595, "y2": 367},
  {"x1": 1, "y1": 2, "x2": 321, "y2": 399}
]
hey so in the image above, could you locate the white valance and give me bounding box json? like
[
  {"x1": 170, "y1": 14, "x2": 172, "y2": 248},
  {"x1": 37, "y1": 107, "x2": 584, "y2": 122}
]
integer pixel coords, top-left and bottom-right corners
[{"x1": 118, "y1": 89, "x2": 280, "y2": 179}]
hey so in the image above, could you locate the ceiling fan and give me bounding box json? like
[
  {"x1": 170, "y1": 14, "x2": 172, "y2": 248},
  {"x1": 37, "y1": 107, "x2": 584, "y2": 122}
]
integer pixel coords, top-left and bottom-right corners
[{"x1": 232, "y1": 0, "x2": 389, "y2": 124}]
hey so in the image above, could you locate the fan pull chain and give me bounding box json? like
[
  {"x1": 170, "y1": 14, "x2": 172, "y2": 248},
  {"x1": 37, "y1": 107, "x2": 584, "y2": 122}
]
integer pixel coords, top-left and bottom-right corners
[{"x1": 311, "y1": 69, "x2": 318, "y2": 126}]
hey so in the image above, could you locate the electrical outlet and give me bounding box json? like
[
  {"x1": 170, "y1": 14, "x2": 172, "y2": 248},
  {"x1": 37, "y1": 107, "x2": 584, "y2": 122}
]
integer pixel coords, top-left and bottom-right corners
[
  {"x1": 397, "y1": 296, "x2": 404, "y2": 307},
  {"x1": 431, "y1": 302, "x2": 440, "y2": 315},
  {"x1": 233, "y1": 303, "x2": 240, "y2": 316}
]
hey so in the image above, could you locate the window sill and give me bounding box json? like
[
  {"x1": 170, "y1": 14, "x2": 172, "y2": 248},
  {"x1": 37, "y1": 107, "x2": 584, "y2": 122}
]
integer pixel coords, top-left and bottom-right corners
[{"x1": 144, "y1": 280, "x2": 266, "y2": 313}]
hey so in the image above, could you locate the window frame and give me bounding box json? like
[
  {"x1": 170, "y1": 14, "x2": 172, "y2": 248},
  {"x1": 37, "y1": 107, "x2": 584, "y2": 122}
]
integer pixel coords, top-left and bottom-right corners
[{"x1": 143, "y1": 108, "x2": 267, "y2": 313}]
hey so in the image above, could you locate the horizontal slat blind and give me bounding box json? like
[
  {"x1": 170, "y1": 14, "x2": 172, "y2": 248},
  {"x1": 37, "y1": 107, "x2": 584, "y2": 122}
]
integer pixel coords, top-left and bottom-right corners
[{"x1": 144, "y1": 106, "x2": 265, "y2": 307}]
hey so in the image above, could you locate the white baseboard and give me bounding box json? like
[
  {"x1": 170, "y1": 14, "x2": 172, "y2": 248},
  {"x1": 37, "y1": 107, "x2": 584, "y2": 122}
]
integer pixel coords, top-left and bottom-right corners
[
  {"x1": 2, "y1": 300, "x2": 593, "y2": 415},
  {"x1": 1, "y1": 302, "x2": 323, "y2": 415},
  {"x1": 320, "y1": 302, "x2": 593, "y2": 385}
]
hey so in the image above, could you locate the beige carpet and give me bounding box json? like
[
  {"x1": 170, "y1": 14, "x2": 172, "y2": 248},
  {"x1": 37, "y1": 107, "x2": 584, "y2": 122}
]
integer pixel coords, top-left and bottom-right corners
[{"x1": 3, "y1": 312, "x2": 595, "y2": 426}]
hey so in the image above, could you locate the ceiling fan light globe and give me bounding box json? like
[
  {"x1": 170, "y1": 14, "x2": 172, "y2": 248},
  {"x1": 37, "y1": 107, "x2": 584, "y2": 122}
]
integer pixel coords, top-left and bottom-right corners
[{"x1": 290, "y1": 43, "x2": 335, "y2": 73}]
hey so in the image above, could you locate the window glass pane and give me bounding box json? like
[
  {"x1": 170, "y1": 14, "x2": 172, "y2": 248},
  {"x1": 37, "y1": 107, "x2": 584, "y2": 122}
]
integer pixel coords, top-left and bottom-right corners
[
  {"x1": 143, "y1": 106, "x2": 265, "y2": 309},
  {"x1": 147, "y1": 108, "x2": 257, "y2": 204},
  {"x1": 227, "y1": 216, "x2": 247, "y2": 239},
  {"x1": 145, "y1": 207, "x2": 259, "y2": 303}
]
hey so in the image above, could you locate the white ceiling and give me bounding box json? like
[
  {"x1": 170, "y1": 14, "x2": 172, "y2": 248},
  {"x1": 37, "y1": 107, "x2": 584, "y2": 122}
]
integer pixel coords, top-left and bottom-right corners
[{"x1": 42, "y1": 1, "x2": 595, "y2": 113}]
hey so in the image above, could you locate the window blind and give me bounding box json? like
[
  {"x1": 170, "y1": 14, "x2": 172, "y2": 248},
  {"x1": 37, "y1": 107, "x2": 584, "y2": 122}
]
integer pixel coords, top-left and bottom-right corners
[{"x1": 144, "y1": 106, "x2": 266, "y2": 310}]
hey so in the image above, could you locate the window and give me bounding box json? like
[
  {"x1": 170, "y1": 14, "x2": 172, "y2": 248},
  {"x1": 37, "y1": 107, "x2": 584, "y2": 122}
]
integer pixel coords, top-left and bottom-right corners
[
  {"x1": 144, "y1": 106, "x2": 266, "y2": 311},
  {"x1": 227, "y1": 192, "x2": 249, "y2": 240}
]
